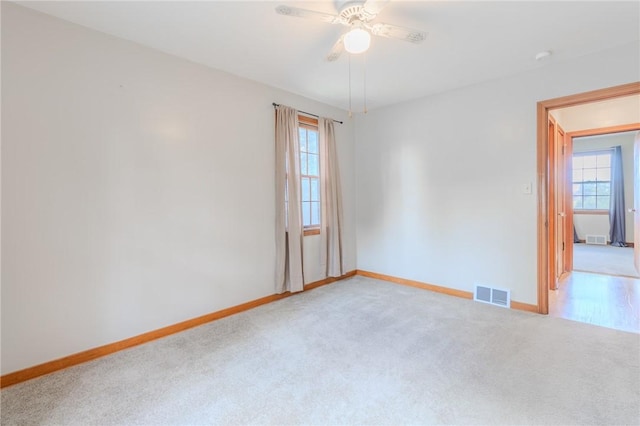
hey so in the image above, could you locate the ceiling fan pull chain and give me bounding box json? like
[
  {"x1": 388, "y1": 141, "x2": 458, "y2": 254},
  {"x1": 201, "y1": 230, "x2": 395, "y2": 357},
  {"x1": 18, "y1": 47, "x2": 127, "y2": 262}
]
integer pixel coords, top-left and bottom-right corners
[
  {"x1": 348, "y1": 53, "x2": 353, "y2": 118},
  {"x1": 363, "y1": 52, "x2": 368, "y2": 114}
]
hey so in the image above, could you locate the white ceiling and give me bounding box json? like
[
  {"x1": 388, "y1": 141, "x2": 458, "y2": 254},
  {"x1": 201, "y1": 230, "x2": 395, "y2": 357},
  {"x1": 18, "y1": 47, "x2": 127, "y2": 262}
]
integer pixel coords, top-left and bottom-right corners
[
  {"x1": 552, "y1": 95, "x2": 640, "y2": 132},
  {"x1": 15, "y1": 1, "x2": 640, "y2": 111}
]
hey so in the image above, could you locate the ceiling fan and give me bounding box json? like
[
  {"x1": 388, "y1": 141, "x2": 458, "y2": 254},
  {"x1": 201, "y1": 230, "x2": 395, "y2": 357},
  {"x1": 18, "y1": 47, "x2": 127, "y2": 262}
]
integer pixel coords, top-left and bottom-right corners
[{"x1": 275, "y1": 0, "x2": 427, "y2": 62}]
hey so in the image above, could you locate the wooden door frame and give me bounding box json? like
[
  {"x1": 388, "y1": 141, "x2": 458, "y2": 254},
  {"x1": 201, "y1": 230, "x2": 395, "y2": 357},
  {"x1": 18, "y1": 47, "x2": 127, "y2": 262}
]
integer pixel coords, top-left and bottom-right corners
[
  {"x1": 545, "y1": 115, "x2": 569, "y2": 290},
  {"x1": 547, "y1": 115, "x2": 557, "y2": 290},
  {"x1": 634, "y1": 132, "x2": 640, "y2": 273},
  {"x1": 563, "y1": 130, "x2": 573, "y2": 274},
  {"x1": 555, "y1": 122, "x2": 569, "y2": 283},
  {"x1": 536, "y1": 81, "x2": 640, "y2": 314}
]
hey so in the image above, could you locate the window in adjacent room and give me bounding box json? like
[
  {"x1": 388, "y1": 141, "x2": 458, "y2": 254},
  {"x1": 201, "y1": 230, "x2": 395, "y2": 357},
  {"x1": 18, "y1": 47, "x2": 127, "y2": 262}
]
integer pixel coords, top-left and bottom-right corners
[
  {"x1": 299, "y1": 116, "x2": 321, "y2": 235},
  {"x1": 572, "y1": 150, "x2": 611, "y2": 211}
]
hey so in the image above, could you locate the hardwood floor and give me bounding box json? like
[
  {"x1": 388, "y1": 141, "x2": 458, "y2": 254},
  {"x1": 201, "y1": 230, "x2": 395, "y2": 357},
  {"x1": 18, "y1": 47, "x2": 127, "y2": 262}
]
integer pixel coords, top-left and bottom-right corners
[{"x1": 549, "y1": 271, "x2": 640, "y2": 333}]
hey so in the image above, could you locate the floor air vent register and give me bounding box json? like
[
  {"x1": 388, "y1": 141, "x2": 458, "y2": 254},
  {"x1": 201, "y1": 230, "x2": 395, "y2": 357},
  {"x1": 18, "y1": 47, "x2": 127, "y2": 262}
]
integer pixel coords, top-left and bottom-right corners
[
  {"x1": 585, "y1": 234, "x2": 607, "y2": 245},
  {"x1": 474, "y1": 285, "x2": 511, "y2": 308}
]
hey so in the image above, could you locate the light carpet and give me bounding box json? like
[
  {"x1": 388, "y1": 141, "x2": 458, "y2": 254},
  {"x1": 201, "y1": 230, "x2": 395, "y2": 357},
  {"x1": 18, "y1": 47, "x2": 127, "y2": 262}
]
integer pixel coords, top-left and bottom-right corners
[
  {"x1": 2, "y1": 276, "x2": 639, "y2": 425},
  {"x1": 574, "y1": 243, "x2": 639, "y2": 278}
]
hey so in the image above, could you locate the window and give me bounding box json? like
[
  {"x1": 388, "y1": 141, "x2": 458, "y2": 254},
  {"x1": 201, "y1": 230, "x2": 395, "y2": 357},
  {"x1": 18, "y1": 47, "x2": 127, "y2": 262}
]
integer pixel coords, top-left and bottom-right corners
[
  {"x1": 572, "y1": 151, "x2": 611, "y2": 210},
  {"x1": 299, "y1": 116, "x2": 320, "y2": 235}
]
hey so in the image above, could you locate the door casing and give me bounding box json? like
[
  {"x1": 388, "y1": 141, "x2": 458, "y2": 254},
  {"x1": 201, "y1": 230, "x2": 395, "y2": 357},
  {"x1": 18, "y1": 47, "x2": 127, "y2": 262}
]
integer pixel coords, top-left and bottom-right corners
[{"x1": 536, "y1": 82, "x2": 640, "y2": 314}]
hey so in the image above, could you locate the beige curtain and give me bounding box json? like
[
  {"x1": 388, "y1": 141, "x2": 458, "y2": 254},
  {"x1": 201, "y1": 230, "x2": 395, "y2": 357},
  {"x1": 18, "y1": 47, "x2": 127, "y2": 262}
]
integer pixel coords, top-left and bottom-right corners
[
  {"x1": 275, "y1": 105, "x2": 304, "y2": 293},
  {"x1": 319, "y1": 118, "x2": 344, "y2": 277}
]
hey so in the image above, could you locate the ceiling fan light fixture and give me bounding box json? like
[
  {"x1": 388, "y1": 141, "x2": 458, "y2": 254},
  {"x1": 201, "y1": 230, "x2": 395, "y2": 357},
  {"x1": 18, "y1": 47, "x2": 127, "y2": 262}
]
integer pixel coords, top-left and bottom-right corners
[{"x1": 344, "y1": 27, "x2": 371, "y2": 54}]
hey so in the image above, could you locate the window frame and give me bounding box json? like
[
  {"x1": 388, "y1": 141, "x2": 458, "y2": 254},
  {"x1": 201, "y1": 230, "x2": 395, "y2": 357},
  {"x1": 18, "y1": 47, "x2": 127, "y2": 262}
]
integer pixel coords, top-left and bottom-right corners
[
  {"x1": 298, "y1": 115, "x2": 321, "y2": 236},
  {"x1": 571, "y1": 149, "x2": 612, "y2": 213}
]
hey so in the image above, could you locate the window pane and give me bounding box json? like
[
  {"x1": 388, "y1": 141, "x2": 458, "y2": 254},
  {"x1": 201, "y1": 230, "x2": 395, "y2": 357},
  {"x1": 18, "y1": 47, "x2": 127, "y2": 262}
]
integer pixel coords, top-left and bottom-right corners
[
  {"x1": 308, "y1": 131, "x2": 318, "y2": 154},
  {"x1": 597, "y1": 154, "x2": 611, "y2": 167},
  {"x1": 311, "y1": 201, "x2": 320, "y2": 225},
  {"x1": 597, "y1": 167, "x2": 610, "y2": 181},
  {"x1": 583, "y1": 196, "x2": 596, "y2": 209},
  {"x1": 583, "y1": 156, "x2": 597, "y2": 168},
  {"x1": 583, "y1": 169, "x2": 597, "y2": 181},
  {"x1": 573, "y1": 196, "x2": 583, "y2": 209},
  {"x1": 302, "y1": 202, "x2": 311, "y2": 226},
  {"x1": 299, "y1": 129, "x2": 307, "y2": 152},
  {"x1": 310, "y1": 178, "x2": 319, "y2": 202},
  {"x1": 299, "y1": 122, "x2": 320, "y2": 230},
  {"x1": 573, "y1": 183, "x2": 582, "y2": 195},
  {"x1": 596, "y1": 182, "x2": 610, "y2": 195},
  {"x1": 572, "y1": 169, "x2": 583, "y2": 182},
  {"x1": 301, "y1": 177, "x2": 310, "y2": 202},
  {"x1": 572, "y1": 156, "x2": 583, "y2": 169},
  {"x1": 583, "y1": 182, "x2": 596, "y2": 195},
  {"x1": 596, "y1": 196, "x2": 610, "y2": 209},
  {"x1": 300, "y1": 152, "x2": 307, "y2": 175},
  {"x1": 308, "y1": 153, "x2": 319, "y2": 176}
]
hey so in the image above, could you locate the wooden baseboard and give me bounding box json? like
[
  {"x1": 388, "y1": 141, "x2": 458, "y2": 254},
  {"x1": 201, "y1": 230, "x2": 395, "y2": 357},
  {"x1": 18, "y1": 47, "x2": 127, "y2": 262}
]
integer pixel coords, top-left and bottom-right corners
[
  {"x1": 0, "y1": 270, "x2": 356, "y2": 389},
  {"x1": 304, "y1": 270, "x2": 357, "y2": 290},
  {"x1": 575, "y1": 240, "x2": 635, "y2": 247},
  {"x1": 510, "y1": 300, "x2": 539, "y2": 313},
  {"x1": 356, "y1": 270, "x2": 538, "y2": 313},
  {"x1": 356, "y1": 270, "x2": 473, "y2": 299}
]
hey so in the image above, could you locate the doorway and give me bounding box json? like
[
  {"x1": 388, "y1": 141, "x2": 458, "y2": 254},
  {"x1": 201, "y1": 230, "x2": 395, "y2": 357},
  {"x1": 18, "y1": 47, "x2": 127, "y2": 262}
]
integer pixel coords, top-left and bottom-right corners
[
  {"x1": 536, "y1": 82, "x2": 640, "y2": 316},
  {"x1": 556, "y1": 125, "x2": 640, "y2": 277},
  {"x1": 547, "y1": 104, "x2": 640, "y2": 333}
]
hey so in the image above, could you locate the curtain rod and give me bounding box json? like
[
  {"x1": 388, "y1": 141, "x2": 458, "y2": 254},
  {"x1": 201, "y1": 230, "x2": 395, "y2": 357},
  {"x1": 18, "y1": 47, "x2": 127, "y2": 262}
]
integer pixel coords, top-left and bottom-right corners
[
  {"x1": 272, "y1": 103, "x2": 343, "y2": 124},
  {"x1": 573, "y1": 147, "x2": 615, "y2": 155}
]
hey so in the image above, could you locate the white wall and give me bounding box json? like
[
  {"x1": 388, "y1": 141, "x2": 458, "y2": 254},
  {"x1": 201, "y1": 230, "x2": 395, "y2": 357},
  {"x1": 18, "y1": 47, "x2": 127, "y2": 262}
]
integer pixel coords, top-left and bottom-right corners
[
  {"x1": 573, "y1": 214, "x2": 610, "y2": 242},
  {"x1": 1, "y1": 3, "x2": 356, "y2": 374},
  {"x1": 355, "y1": 41, "x2": 640, "y2": 305},
  {"x1": 572, "y1": 132, "x2": 636, "y2": 243}
]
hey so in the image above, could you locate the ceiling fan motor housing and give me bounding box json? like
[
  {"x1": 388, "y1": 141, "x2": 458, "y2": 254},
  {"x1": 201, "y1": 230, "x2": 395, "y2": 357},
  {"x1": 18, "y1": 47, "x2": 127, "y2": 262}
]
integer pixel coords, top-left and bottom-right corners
[{"x1": 337, "y1": 1, "x2": 373, "y2": 23}]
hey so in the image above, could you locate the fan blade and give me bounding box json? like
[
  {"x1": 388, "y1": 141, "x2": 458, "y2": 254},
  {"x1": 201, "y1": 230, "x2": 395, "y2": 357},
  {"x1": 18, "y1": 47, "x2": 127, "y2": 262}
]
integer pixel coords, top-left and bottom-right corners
[
  {"x1": 361, "y1": 0, "x2": 390, "y2": 20},
  {"x1": 327, "y1": 36, "x2": 345, "y2": 62},
  {"x1": 275, "y1": 5, "x2": 342, "y2": 24},
  {"x1": 370, "y1": 22, "x2": 427, "y2": 43}
]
